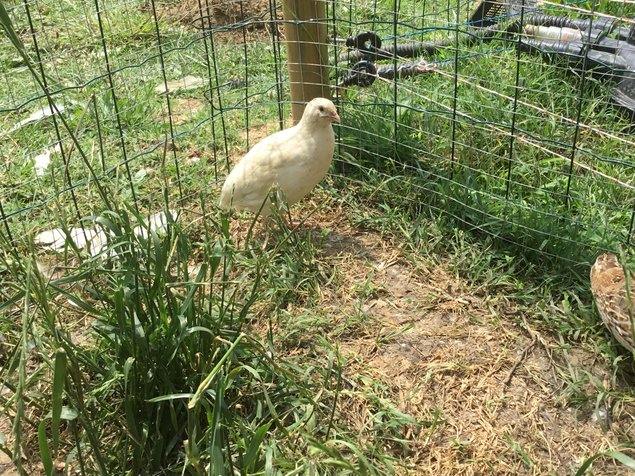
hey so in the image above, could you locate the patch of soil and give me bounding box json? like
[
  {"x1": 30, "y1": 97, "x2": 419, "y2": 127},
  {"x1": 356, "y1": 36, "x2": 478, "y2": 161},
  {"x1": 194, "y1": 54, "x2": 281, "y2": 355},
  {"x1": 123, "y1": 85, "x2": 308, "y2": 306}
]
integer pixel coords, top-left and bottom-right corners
[
  {"x1": 259, "y1": 198, "x2": 635, "y2": 475},
  {"x1": 159, "y1": 97, "x2": 205, "y2": 125},
  {"x1": 162, "y1": 0, "x2": 274, "y2": 40},
  {"x1": 0, "y1": 413, "x2": 18, "y2": 476}
]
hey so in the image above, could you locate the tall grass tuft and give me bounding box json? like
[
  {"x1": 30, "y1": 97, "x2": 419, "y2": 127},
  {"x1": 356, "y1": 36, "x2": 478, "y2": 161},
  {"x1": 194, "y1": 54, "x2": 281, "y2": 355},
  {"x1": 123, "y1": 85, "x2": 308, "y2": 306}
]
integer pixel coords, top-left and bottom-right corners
[{"x1": 1, "y1": 199, "x2": 397, "y2": 473}]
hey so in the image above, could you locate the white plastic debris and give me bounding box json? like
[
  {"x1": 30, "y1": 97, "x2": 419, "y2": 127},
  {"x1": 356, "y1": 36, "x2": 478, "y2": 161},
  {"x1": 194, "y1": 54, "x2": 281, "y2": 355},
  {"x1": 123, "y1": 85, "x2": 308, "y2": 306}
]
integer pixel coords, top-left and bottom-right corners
[
  {"x1": 35, "y1": 210, "x2": 177, "y2": 258},
  {"x1": 31, "y1": 143, "x2": 61, "y2": 177},
  {"x1": 134, "y1": 210, "x2": 177, "y2": 239},
  {"x1": 33, "y1": 150, "x2": 52, "y2": 177},
  {"x1": 155, "y1": 75, "x2": 204, "y2": 95},
  {"x1": 35, "y1": 227, "x2": 81, "y2": 250},
  {"x1": 34, "y1": 226, "x2": 108, "y2": 256},
  {"x1": 10, "y1": 105, "x2": 65, "y2": 133}
]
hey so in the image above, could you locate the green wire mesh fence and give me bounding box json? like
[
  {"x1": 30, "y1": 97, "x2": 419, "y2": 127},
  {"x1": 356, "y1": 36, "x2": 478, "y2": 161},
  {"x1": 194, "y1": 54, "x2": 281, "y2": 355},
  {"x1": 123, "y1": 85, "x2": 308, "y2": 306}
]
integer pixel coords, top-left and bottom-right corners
[
  {"x1": 1, "y1": 0, "x2": 635, "y2": 268},
  {"x1": 3, "y1": 0, "x2": 635, "y2": 473}
]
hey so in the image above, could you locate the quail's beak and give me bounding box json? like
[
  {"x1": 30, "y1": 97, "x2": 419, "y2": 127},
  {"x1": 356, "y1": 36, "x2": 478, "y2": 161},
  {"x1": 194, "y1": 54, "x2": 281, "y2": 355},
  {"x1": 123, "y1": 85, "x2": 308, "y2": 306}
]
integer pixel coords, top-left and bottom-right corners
[{"x1": 331, "y1": 111, "x2": 341, "y2": 124}]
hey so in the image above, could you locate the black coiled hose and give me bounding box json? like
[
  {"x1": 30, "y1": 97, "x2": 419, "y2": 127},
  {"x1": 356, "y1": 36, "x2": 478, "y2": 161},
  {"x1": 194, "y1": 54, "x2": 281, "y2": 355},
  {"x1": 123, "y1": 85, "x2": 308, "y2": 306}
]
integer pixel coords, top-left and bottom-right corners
[
  {"x1": 340, "y1": 15, "x2": 618, "y2": 64},
  {"x1": 340, "y1": 23, "x2": 510, "y2": 63}
]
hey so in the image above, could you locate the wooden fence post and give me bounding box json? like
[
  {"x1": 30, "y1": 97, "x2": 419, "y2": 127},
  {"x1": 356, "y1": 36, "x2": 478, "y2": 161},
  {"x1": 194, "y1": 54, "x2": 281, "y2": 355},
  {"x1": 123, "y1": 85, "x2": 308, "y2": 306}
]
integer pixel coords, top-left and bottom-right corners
[{"x1": 282, "y1": 0, "x2": 330, "y2": 123}]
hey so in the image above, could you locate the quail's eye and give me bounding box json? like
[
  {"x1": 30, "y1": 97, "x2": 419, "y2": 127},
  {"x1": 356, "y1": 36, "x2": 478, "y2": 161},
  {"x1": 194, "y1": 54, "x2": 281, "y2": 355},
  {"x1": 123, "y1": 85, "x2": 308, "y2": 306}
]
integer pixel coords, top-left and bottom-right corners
[{"x1": 319, "y1": 106, "x2": 324, "y2": 112}]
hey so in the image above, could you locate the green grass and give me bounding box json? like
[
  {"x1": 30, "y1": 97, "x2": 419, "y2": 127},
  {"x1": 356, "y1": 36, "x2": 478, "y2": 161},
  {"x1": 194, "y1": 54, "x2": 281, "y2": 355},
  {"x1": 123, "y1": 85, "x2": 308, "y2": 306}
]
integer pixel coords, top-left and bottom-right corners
[
  {"x1": 2, "y1": 0, "x2": 635, "y2": 473},
  {"x1": 0, "y1": 203, "x2": 400, "y2": 474}
]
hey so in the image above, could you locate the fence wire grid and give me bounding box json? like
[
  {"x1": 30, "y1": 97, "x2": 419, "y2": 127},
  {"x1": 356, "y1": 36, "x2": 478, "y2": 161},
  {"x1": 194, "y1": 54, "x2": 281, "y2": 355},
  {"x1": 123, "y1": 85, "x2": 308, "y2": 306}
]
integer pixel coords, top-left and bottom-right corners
[{"x1": 2, "y1": 0, "x2": 635, "y2": 269}]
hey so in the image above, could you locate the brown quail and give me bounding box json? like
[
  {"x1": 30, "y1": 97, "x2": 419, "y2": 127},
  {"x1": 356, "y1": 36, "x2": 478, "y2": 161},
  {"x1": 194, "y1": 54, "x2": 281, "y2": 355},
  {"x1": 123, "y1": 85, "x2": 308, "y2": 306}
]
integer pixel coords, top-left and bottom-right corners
[{"x1": 590, "y1": 253, "x2": 635, "y2": 352}]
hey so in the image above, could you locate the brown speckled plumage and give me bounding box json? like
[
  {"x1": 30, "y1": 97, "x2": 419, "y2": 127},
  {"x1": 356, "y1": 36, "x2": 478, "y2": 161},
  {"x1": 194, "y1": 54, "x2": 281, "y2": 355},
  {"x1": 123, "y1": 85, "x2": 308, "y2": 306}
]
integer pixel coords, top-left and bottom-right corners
[{"x1": 590, "y1": 253, "x2": 635, "y2": 352}]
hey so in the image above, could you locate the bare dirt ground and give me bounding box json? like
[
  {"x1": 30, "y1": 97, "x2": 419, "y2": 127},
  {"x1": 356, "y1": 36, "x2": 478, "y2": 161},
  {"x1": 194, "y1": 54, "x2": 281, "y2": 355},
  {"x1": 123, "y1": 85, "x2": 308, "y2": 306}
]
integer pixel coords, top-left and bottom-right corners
[
  {"x1": 162, "y1": 0, "x2": 273, "y2": 39},
  {"x1": 253, "y1": 199, "x2": 635, "y2": 475}
]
